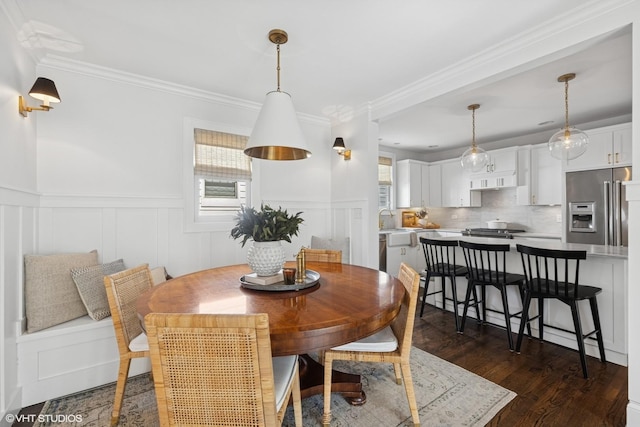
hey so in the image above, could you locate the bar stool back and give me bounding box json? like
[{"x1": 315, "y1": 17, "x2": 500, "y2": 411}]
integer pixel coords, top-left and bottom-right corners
[
  {"x1": 459, "y1": 240, "x2": 529, "y2": 351},
  {"x1": 419, "y1": 237, "x2": 467, "y2": 331},
  {"x1": 515, "y1": 244, "x2": 606, "y2": 378}
]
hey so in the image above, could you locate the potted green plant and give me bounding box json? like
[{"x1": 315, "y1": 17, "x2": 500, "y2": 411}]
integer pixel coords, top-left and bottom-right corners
[{"x1": 231, "y1": 204, "x2": 304, "y2": 276}]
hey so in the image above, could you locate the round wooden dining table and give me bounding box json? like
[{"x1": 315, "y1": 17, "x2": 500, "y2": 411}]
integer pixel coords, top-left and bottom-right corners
[{"x1": 136, "y1": 261, "x2": 404, "y2": 403}]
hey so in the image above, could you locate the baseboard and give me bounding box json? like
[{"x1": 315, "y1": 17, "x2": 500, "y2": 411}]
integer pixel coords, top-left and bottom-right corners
[{"x1": 627, "y1": 401, "x2": 640, "y2": 426}]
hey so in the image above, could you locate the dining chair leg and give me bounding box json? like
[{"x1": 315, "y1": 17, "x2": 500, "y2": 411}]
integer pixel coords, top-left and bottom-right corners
[
  {"x1": 569, "y1": 300, "x2": 589, "y2": 378},
  {"x1": 322, "y1": 354, "x2": 334, "y2": 426},
  {"x1": 589, "y1": 297, "x2": 607, "y2": 363},
  {"x1": 400, "y1": 361, "x2": 421, "y2": 426},
  {"x1": 111, "y1": 357, "x2": 131, "y2": 426},
  {"x1": 292, "y1": 363, "x2": 303, "y2": 427},
  {"x1": 393, "y1": 362, "x2": 402, "y2": 385}
]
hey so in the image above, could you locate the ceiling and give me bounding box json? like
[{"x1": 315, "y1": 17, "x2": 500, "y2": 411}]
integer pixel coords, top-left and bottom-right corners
[{"x1": 4, "y1": 0, "x2": 632, "y2": 156}]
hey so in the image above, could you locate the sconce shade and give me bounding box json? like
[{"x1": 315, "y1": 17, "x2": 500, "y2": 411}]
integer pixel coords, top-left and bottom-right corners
[
  {"x1": 332, "y1": 137, "x2": 346, "y2": 151},
  {"x1": 244, "y1": 91, "x2": 311, "y2": 160},
  {"x1": 28, "y1": 77, "x2": 60, "y2": 106}
]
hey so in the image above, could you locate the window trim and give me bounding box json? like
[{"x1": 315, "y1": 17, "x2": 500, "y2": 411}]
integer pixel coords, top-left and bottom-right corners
[
  {"x1": 183, "y1": 117, "x2": 260, "y2": 232},
  {"x1": 379, "y1": 150, "x2": 396, "y2": 210}
]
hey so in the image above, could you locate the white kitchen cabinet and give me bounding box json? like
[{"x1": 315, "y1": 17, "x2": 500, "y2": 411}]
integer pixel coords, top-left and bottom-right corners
[
  {"x1": 428, "y1": 164, "x2": 442, "y2": 207},
  {"x1": 440, "y1": 159, "x2": 481, "y2": 207},
  {"x1": 517, "y1": 143, "x2": 562, "y2": 206},
  {"x1": 386, "y1": 245, "x2": 414, "y2": 277},
  {"x1": 565, "y1": 123, "x2": 632, "y2": 171},
  {"x1": 397, "y1": 159, "x2": 427, "y2": 208},
  {"x1": 397, "y1": 160, "x2": 438, "y2": 208},
  {"x1": 469, "y1": 147, "x2": 518, "y2": 190}
]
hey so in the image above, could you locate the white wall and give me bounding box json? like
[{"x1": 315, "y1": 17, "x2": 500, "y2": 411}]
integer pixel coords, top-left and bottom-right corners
[
  {"x1": 32, "y1": 61, "x2": 335, "y2": 276},
  {"x1": 0, "y1": 3, "x2": 39, "y2": 422}
]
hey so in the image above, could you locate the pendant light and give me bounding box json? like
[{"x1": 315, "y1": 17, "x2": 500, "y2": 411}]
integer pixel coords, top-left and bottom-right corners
[
  {"x1": 548, "y1": 73, "x2": 588, "y2": 160},
  {"x1": 460, "y1": 104, "x2": 489, "y2": 172},
  {"x1": 244, "y1": 29, "x2": 311, "y2": 161}
]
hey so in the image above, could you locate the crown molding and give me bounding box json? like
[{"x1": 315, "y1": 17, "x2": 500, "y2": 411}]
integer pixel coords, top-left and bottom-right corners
[
  {"x1": 369, "y1": 0, "x2": 635, "y2": 121},
  {"x1": 38, "y1": 54, "x2": 328, "y2": 127}
]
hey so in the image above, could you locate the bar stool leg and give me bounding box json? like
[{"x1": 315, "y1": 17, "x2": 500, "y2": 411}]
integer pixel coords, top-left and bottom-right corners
[
  {"x1": 449, "y1": 275, "x2": 460, "y2": 332},
  {"x1": 589, "y1": 297, "x2": 607, "y2": 363},
  {"x1": 419, "y1": 272, "x2": 432, "y2": 317},
  {"x1": 569, "y1": 301, "x2": 589, "y2": 378},
  {"x1": 499, "y1": 285, "x2": 514, "y2": 351}
]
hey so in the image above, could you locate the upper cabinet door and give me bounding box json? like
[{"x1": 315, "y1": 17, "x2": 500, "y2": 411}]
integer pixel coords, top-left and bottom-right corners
[
  {"x1": 396, "y1": 159, "x2": 425, "y2": 208},
  {"x1": 531, "y1": 144, "x2": 562, "y2": 205},
  {"x1": 428, "y1": 164, "x2": 442, "y2": 207},
  {"x1": 565, "y1": 123, "x2": 632, "y2": 171}
]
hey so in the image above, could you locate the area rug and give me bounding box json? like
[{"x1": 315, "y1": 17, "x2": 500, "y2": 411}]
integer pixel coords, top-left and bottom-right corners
[{"x1": 35, "y1": 347, "x2": 515, "y2": 426}]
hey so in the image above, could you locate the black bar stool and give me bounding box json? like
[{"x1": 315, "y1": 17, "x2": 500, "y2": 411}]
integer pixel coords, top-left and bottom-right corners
[
  {"x1": 458, "y1": 240, "x2": 529, "y2": 351},
  {"x1": 516, "y1": 244, "x2": 606, "y2": 378},
  {"x1": 419, "y1": 237, "x2": 467, "y2": 331}
]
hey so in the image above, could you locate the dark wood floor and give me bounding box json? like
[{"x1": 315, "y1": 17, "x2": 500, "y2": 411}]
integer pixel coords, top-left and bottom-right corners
[
  {"x1": 14, "y1": 300, "x2": 628, "y2": 426},
  {"x1": 413, "y1": 302, "x2": 628, "y2": 426}
]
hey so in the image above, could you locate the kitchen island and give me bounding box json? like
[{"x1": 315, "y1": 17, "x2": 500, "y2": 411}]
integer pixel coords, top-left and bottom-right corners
[{"x1": 424, "y1": 235, "x2": 628, "y2": 366}]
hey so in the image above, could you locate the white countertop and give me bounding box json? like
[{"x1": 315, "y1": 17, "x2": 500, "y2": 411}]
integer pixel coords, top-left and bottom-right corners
[{"x1": 437, "y1": 235, "x2": 628, "y2": 259}]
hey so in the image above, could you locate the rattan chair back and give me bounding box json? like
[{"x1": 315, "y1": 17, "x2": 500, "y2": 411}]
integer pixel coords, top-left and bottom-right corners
[
  {"x1": 105, "y1": 264, "x2": 153, "y2": 355},
  {"x1": 104, "y1": 264, "x2": 153, "y2": 426},
  {"x1": 303, "y1": 248, "x2": 342, "y2": 263},
  {"x1": 145, "y1": 312, "x2": 302, "y2": 427},
  {"x1": 321, "y1": 262, "x2": 421, "y2": 426},
  {"x1": 390, "y1": 262, "x2": 422, "y2": 356}
]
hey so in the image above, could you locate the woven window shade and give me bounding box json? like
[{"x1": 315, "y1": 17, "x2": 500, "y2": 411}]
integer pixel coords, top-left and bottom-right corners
[
  {"x1": 194, "y1": 129, "x2": 252, "y2": 180},
  {"x1": 378, "y1": 156, "x2": 392, "y2": 185}
]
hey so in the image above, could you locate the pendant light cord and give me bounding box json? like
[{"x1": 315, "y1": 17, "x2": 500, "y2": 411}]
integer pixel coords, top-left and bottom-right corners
[
  {"x1": 276, "y1": 43, "x2": 281, "y2": 92},
  {"x1": 471, "y1": 107, "x2": 477, "y2": 148},
  {"x1": 564, "y1": 77, "x2": 570, "y2": 131}
]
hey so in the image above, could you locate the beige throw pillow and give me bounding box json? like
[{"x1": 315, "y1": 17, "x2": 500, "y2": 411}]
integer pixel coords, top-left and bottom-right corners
[
  {"x1": 24, "y1": 250, "x2": 99, "y2": 333},
  {"x1": 71, "y1": 259, "x2": 126, "y2": 320}
]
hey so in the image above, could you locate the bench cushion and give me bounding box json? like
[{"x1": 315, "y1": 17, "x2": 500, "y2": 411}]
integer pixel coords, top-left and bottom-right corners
[
  {"x1": 71, "y1": 259, "x2": 127, "y2": 320},
  {"x1": 25, "y1": 251, "x2": 99, "y2": 333}
]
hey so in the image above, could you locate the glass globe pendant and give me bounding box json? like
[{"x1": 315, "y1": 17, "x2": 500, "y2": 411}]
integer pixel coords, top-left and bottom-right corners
[
  {"x1": 460, "y1": 104, "x2": 489, "y2": 172},
  {"x1": 548, "y1": 73, "x2": 589, "y2": 160}
]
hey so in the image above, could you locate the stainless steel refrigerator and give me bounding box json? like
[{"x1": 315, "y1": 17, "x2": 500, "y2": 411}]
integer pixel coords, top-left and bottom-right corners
[{"x1": 565, "y1": 167, "x2": 632, "y2": 246}]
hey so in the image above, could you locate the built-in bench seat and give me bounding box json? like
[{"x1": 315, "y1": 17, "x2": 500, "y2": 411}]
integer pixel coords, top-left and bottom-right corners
[
  {"x1": 17, "y1": 263, "x2": 168, "y2": 406},
  {"x1": 17, "y1": 314, "x2": 150, "y2": 406}
]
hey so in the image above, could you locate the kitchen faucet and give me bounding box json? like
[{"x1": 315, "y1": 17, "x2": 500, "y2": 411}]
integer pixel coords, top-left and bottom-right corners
[{"x1": 378, "y1": 208, "x2": 394, "y2": 229}]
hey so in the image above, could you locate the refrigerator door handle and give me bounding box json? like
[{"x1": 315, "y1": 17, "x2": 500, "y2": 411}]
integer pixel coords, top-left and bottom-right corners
[
  {"x1": 604, "y1": 181, "x2": 611, "y2": 246},
  {"x1": 614, "y1": 180, "x2": 622, "y2": 247}
]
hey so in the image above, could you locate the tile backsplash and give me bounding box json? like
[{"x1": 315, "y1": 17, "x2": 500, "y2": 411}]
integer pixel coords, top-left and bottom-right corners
[{"x1": 393, "y1": 188, "x2": 562, "y2": 235}]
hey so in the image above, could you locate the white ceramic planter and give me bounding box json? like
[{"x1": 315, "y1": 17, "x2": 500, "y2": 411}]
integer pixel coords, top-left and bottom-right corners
[{"x1": 247, "y1": 241, "x2": 285, "y2": 276}]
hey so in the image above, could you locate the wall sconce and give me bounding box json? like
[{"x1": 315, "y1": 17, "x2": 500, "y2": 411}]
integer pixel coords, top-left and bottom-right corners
[
  {"x1": 18, "y1": 77, "x2": 61, "y2": 118},
  {"x1": 332, "y1": 137, "x2": 351, "y2": 160}
]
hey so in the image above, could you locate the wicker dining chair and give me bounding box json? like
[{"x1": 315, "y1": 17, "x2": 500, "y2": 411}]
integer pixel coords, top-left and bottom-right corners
[
  {"x1": 103, "y1": 264, "x2": 153, "y2": 426},
  {"x1": 322, "y1": 262, "x2": 421, "y2": 426},
  {"x1": 145, "y1": 312, "x2": 303, "y2": 427},
  {"x1": 303, "y1": 248, "x2": 342, "y2": 263}
]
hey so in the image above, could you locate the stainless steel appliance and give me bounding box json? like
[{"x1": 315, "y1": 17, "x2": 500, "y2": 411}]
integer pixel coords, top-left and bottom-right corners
[
  {"x1": 461, "y1": 228, "x2": 525, "y2": 239},
  {"x1": 565, "y1": 167, "x2": 631, "y2": 246}
]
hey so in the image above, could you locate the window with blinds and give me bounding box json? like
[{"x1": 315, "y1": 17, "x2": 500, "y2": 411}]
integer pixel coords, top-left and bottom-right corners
[
  {"x1": 194, "y1": 128, "x2": 252, "y2": 212},
  {"x1": 378, "y1": 155, "x2": 393, "y2": 209}
]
